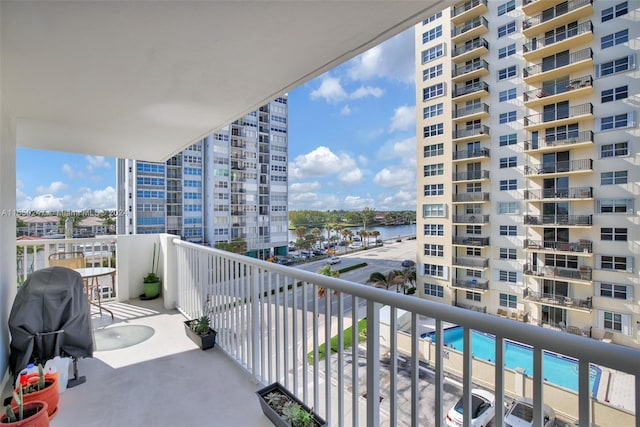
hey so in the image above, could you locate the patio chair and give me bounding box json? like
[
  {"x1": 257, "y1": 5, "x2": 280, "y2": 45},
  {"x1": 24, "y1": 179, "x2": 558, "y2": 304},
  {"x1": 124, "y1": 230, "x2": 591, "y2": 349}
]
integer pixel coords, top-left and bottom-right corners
[{"x1": 48, "y1": 251, "x2": 86, "y2": 269}]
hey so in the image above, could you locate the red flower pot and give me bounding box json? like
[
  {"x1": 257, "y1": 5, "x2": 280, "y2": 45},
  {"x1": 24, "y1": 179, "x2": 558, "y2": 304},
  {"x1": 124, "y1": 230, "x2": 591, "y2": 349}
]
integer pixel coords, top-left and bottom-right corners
[
  {"x1": 0, "y1": 400, "x2": 49, "y2": 427},
  {"x1": 13, "y1": 375, "x2": 58, "y2": 419}
]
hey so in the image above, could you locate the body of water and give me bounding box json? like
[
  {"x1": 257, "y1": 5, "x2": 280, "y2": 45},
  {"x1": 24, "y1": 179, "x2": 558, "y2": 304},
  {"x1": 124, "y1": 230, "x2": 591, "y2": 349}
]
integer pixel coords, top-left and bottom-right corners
[
  {"x1": 288, "y1": 224, "x2": 416, "y2": 243},
  {"x1": 422, "y1": 327, "x2": 601, "y2": 394}
]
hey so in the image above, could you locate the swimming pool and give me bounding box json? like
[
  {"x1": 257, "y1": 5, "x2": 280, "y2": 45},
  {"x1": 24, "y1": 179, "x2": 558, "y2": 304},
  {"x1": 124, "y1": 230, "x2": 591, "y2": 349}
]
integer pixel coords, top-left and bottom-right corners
[{"x1": 421, "y1": 326, "x2": 601, "y2": 395}]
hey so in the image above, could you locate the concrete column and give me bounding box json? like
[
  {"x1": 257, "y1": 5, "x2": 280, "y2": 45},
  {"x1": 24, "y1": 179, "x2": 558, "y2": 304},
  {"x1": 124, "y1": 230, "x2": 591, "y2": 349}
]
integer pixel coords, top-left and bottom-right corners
[{"x1": 0, "y1": 109, "x2": 17, "y2": 385}]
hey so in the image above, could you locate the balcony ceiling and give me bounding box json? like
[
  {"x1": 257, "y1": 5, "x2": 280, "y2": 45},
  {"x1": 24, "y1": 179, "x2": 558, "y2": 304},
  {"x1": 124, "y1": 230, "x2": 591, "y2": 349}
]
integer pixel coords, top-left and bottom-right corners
[{"x1": 1, "y1": 0, "x2": 453, "y2": 162}]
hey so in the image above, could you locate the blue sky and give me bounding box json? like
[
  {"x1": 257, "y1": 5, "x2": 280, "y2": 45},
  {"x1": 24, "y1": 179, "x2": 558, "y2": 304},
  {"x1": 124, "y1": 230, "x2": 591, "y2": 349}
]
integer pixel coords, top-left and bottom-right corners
[{"x1": 16, "y1": 29, "x2": 417, "y2": 212}]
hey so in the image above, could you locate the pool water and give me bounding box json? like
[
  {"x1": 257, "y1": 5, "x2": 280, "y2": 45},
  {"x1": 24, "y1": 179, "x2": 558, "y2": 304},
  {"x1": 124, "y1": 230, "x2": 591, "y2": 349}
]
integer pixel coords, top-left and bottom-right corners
[{"x1": 422, "y1": 327, "x2": 600, "y2": 394}]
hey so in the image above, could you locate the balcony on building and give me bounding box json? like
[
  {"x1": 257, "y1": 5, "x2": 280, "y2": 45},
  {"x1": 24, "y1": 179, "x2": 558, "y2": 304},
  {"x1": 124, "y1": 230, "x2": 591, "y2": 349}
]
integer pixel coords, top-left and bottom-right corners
[
  {"x1": 452, "y1": 146, "x2": 490, "y2": 162},
  {"x1": 452, "y1": 60, "x2": 490, "y2": 83},
  {"x1": 452, "y1": 192, "x2": 490, "y2": 204},
  {"x1": 523, "y1": 21, "x2": 593, "y2": 61},
  {"x1": 522, "y1": 0, "x2": 594, "y2": 38},
  {"x1": 452, "y1": 125, "x2": 490, "y2": 142},
  {"x1": 453, "y1": 256, "x2": 489, "y2": 270},
  {"x1": 452, "y1": 277, "x2": 489, "y2": 292},
  {"x1": 452, "y1": 169, "x2": 490, "y2": 183},
  {"x1": 524, "y1": 72, "x2": 593, "y2": 105},
  {"x1": 452, "y1": 102, "x2": 490, "y2": 121},
  {"x1": 452, "y1": 37, "x2": 489, "y2": 63},
  {"x1": 524, "y1": 214, "x2": 593, "y2": 227},
  {"x1": 524, "y1": 103, "x2": 593, "y2": 131},
  {"x1": 523, "y1": 288, "x2": 593, "y2": 314},
  {"x1": 523, "y1": 263, "x2": 593, "y2": 283},
  {"x1": 524, "y1": 186, "x2": 593, "y2": 201},
  {"x1": 524, "y1": 238, "x2": 593, "y2": 255},
  {"x1": 452, "y1": 81, "x2": 489, "y2": 102},
  {"x1": 451, "y1": 16, "x2": 489, "y2": 44},
  {"x1": 453, "y1": 236, "x2": 490, "y2": 247},
  {"x1": 452, "y1": 214, "x2": 490, "y2": 224},
  {"x1": 523, "y1": 130, "x2": 593, "y2": 152},
  {"x1": 451, "y1": 0, "x2": 488, "y2": 25},
  {"x1": 523, "y1": 48, "x2": 593, "y2": 84},
  {"x1": 454, "y1": 301, "x2": 487, "y2": 314},
  {"x1": 524, "y1": 158, "x2": 593, "y2": 177}
]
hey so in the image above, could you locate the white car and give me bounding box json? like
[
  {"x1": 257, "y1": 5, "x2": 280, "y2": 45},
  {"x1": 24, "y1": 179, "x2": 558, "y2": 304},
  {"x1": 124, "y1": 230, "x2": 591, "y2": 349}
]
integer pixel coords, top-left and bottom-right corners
[
  {"x1": 326, "y1": 256, "x2": 341, "y2": 265},
  {"x1": 504, "y1": 398, "x2": 555, "y2": 427},
  {"x1": 446, "y1": 389, "x2": 496, "y2": 427}
]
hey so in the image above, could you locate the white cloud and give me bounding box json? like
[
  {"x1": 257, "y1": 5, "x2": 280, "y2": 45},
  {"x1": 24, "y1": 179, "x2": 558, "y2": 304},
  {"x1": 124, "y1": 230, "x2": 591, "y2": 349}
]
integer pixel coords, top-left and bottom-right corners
[
  {"x1": 289, "y1": 146, "x2": 359, "y2": 179},
  {"x1": 340, "y1": 105, "x2": 352, "y2": 116},
  {"x1": 290, "y1": 182, "x2": 321, "y2": 193},
  {"x1": 373, "y1": 167, "x2": 415, "y2": 189},
  {"x1": 346, "y1": 29, "x2": 415, "y2": 83},
  {"x1": 343, "y1": 195, "x2": 376, "y2": 210},
  {"x1": 62, "y1": 164, "x2": 74, "y2": 178},
  {"x1": 389, "y1": 105, "x2": 415, "y2": 132},
  {"x1": 290, "y1": 192, "x2": 318, "y2": 202},
  {"x1": 376, "y1": 136, "x2": 417, "y2": 167},
  {"x1": 74, "y1": 186, "x2": 117, "y2": 210},
  {"x1": 21, "y1": 194, "x2": 66, "y2": 211},
  {"x1": 310, "y1": 75, "x2": 347, "y2": 103},
  {"x1": 339, "y1": 168, "x2": 363, "y2": 185},
  {"x1": 350, "y1": 86, "x2": 384, "y2": 99},
  {"x1": 85, "y1": 156, "x2": 110, "y2": 172},
  {"x1": 36, "y1": 181, "x2": 67, "y2": 195},
  {"x1": 377, "y1": 190, "x2": 416, "y2": 210},
  {"x1": 17, "y1": 186, "x2": 116, "y2": 211}
]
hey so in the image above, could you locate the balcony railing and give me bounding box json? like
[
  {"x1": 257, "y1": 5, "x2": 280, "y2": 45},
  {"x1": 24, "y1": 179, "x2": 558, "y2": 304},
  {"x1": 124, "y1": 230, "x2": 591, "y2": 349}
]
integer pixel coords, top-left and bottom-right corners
[
  {"x1": 524, "y1": 186, "x2": 592, "y2": 200},
  {"x1": 524, "y1": 48, "x2": 592, "y2": 78},
  {"x1": 452, "y1": 214, "x2": 489, "y2": 224},
  {"x1": 524, "y1": 239, "x2": 593, "y2": 253},
  {"x1": 523, "y1": 21, "x2": 593, "y2": 54},
  {"x1": 523, "y1": 76, "x2": 593, "y2": 102},
  {"x1": 523, "y1": 264, "x2": 593, "y2": 281},
  {"x1": 452, "y1": 60, "x2": 489, "y2": 78},
  {"x1": 524, "y1": 103, "x2": 592, "y2": 127},
  {"x1": 453, "y1": 103, "x2": 489, "y2": 119},
  {"x1": 452, "y1": 147, "x2": 490, "y2": 160},
  {"x1": 523, "y1": 0, "x2": 593, "y2": 29},
  {"x1": 452, "y1": 170, "x2": 490, "y2": 181},
  {"x1": 453, "y1": 236, "x2": 490, "y2": 246},
  {"x1": 452, "y1": 192, "x2": 490, "y2": 203},
  {"x1": 452, "y1": 81, "x2": 489, "y2": 98},
  {"x1": 524, "y1": 159, "x2": 593, "y2": 176},
  {"x1": 452, "y1": 125, "x2": 489, "y2": 140},
  {"x1": 452, "y1": 38, "x2": 488, "y2": 58},
  {"x1": 451, "y1": 16, "x2": 488, "y2": 38},
  {"x1": 453, "y1": 277, "x2": 489, "y2": 290},
  {"x1": 453, "y1": 256, "x2": 489, "y2": 268},
  {"x1": 523, "y1": 288, "x2": 593, "y2": 311},
  {"x1": 523, "y1": 131, "x2": 593, "y2": 151},
  {"x1": 13, "y1": 235, "x2": 640, "y2": 426},
  {"x1": 452, "y1": 0, "x2": 487, "y2": 18},
  {"x1": 524, "y1": 214, "x2": 593, "y2": 226}
]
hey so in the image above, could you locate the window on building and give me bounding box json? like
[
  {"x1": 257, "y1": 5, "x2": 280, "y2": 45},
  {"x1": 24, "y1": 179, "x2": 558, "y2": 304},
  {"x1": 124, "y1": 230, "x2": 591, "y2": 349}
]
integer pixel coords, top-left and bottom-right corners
[
  {"x1": 424, "y1": 244, "x2": 444, "y2": 257},
  {"x1": 498, "y1": 21, "x2": 516, "y2": 37},
  {"x1": 423, "y1": 123, "x2": 444, "y2": 138},
  {"x1": 499, "y1": 248, "x2": 517, "y2": 260},
  {"x1": 602, "y1": 311, "x2": 623, "y2": 332},
  {"x1": 601, "y1": 227, "x2": 627, "y2": 241},
  {"x1": 598, "y1": 255, "x2": 632, "y2": 272},
  {"x1": 424, "y1": 163, "x2": 444, "y2": 177},
  {"x1": 500, "y1": 225, "x2": 517, "y2": 236},
  {"x1": 424, "y1": 143, "x2": 444, "y2": 157},
  {"x1": 500, "y1": 179, "x2": 517, "y2": 190},
  {"x1": 599, "y1": 283, "x2": 630, "y2": 300},
  {"x1": 498, "y1": 66, "x2": 517, "y2": 81},
  {"x1": 424, "y1": 184, "x2": 444, "y2": 197},
  {"x1": 466, "y1": 292, "x2": 481, "y2": 302},
  {"x1": 423, "y1": 11, "x2": 442, "y2": 25},
  {"x1": 499, "y1": 271, "x2": 517, "y2": 283},
  {"x1": 602, "y1": 2, "x2": 628, "y2": 22},
  {"x1": 466, "y1": 225, "x2": 481, "y2": 235},
  {"x1": 424, "y1": 283, "x2": 444, "y2": 298},
  {"x1": 597, "y1": 198, "x2": 634, "y2": 213},
  {"x1": 499, "y1": 156, "x2": 517, "y2": 168},
  {"x1": 601, "y1": 86, "x2": 628, "y2": 103},
  {"x1": 422, "y1": 83, "x2": 445, "y2": 101},
  {"x1": 498, "y1": 0, "x2": 515, "y2": 16},
  {"x1": 421, "y1": 44, "x2": 445, "y2": 64},
  {"x1": 601, "y1": 29, "x2": 628, "y2": 49},
  {"x1": 597, "y1": 55, "x2": 635, "y2": 77},
  {"x1": 424, "y1": 224, "x2": 444, "y2": 236},
  {"x1": 601, "y1": 171, "x2": 627, "y2": 185},
  {"x1": 498, "y1": 202, "x2": 518, "y2": 214},
  {"x1": 499, "y1": 133, "x2": 517, "y2": 146},
  {"x1": 422, "y1": 204, "x2": 446, "y2": 218},
  {"x1": 423, "y1": 64, "x2": 443, "y2": 81},
  {"x1": 499, "y1": 88, "x2": 517, "y2": 102},
  {"x1": 423, "y1": 103, "x2": 444, "y2": 118},
  {"x1": 600, "y1": 112, "x2": 634, "y2": 131},
  {"x1": 422, "y1": 25, "x2": 442, "y2": 43},
  {"x1": 600, "y1": 142, "x2": 628, "y2": 158},
  {"x1": 499, "y1": 111, "x2": 517, "y2": 123},
  {"x1": 499, "y1": 293, "x2": 517, "y2": 308},
  {"x1": 423, "y1": 263, "x2": 447, "y2": 278},
  {"x1": 498, "y1": 43, "x2": 516, "y2": 59}
]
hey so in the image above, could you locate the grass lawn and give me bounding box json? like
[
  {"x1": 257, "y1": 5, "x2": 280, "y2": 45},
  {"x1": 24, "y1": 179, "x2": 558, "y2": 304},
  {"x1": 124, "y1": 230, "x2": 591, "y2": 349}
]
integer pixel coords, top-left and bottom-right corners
[{"x1": 307, "y1": 317, "x2": 368, "y2": 363}]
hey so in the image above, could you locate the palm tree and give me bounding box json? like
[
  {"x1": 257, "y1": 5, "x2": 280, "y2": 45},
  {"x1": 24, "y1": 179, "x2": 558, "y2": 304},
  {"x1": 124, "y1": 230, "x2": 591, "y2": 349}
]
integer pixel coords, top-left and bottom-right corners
[
  {"x1": 370, "y1": 230, "x2": 381, "y2": 245},
  {"x1": 310, "y1": 227, "x2": 322, "y2": 242},
  {"x1": 361, "y1": 207, "x2": 376, "y2": 230},
  {"x1": 367, "y1": 270, "x2": 403, "y2": 291},
  {"x1": 295, "y1": 226, "x2": 307, "y2": 240},
  {"x1": 341, "y1": 228, "x2": 353, "y2": 242},
  {"x1": 323, "y1": 223, "x2": 334, "y2": 241},
  {"x1": 396, "y1": 267, "x2": 417, "y2": 294},
  {"x1": 317, "y1": 264, "x2": 340, "y2": 298},
  {"x1": 357, "y1": 230, "x2": 368, "y2": 245}
]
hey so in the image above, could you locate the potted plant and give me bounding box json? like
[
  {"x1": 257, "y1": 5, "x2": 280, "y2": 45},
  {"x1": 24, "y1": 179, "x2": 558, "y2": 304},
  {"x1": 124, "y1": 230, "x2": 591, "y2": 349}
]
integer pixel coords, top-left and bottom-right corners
[
  {"x1": 10, "y1": 365, "x2": 57, "y2": 420},
  {"x1": 256, "y1": 382, "x2": 326, "y2": 427},
  {"x1": 2, "y1": 388, "x2": 49, "y2": 427},
  {"x1": 184, "y1": 315, "x2": 217, "y2": 350},
  {"x1": 142, "y1": 243, "x2": 161, "y2": 299}
]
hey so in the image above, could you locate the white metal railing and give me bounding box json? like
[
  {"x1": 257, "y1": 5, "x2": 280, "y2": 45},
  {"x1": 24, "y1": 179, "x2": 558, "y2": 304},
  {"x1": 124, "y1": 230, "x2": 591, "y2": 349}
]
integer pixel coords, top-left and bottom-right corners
[{"x1": 173, "y1": 239, "x2": 639, "y2": 427}]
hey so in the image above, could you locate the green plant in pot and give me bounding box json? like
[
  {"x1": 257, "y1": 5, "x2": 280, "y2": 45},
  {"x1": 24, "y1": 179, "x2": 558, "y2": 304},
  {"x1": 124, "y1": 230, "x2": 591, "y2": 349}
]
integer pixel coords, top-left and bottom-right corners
[
  {"x1": 142, "y1": 243, "x2": 161, "y2": 299},
  {"x1": 2, "y1": 389, "x2": 49, "y2": 426},
  {"x1": 184, "y1": 315, "x2": 217, "y2": 350}
]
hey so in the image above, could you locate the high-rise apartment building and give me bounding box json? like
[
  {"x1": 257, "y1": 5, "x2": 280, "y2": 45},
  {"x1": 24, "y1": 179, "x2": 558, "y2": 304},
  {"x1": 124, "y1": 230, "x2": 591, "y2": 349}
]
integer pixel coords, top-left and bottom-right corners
[
  {"x1": 415, "y1": 1, "x2": 639, "y2": 347},
  {"x1": 117, "y1": 96, "x2": 289, "y2": 259}
]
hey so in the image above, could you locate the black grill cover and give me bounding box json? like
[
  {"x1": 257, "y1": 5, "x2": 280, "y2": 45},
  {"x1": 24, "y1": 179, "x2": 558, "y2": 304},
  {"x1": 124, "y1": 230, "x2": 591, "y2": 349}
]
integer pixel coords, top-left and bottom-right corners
[{"x1": 9, "y1": 266, "x2": 93, "y2": 375}]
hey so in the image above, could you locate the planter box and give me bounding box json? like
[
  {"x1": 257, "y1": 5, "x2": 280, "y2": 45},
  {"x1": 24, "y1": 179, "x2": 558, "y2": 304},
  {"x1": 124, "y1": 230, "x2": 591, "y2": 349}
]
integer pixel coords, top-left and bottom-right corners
[
  {"x1": 183, "y1": 320, "x2": 217, "y2": 350},
  {"x1": 256, "y1": 382, "x2": 326, "y2": 427}
]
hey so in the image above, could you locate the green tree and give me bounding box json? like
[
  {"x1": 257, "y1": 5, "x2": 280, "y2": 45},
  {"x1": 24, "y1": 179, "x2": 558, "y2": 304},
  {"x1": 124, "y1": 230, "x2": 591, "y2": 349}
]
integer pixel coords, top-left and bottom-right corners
[
  {"x1": 341, "y1": 228, "x2": 353, "y2": 242},
  {"x1": 310, "y1": 227, "x2": 322, "y2": 241},
  {"x1": 361, "y1": 207, "x2": 376, "y2": 230},
  {"x1": 370, "y1": 230, "x2": 381, "y2": 244},
  {"x1": 295, "y1": 226, "x2": 307, "y2": 240},
  {"x1": 367, "y1": 270, "x2": 404, "y2": 291},
  {"x1": 317, "y1": 264, "x2": 340, "y2": 298},
  {"x1": 396, "y1": 267, "x2": 416, "y2": 294},
  {"x1": 214, "y1": 238, "x2": 247, "y2": 254}
]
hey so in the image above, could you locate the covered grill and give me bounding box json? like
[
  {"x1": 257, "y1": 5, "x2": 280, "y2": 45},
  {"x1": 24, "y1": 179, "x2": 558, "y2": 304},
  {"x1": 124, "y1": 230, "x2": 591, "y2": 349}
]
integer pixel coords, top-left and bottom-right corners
[{"x1": 9, "y1": 266, "x2": 93, "y2": 380}]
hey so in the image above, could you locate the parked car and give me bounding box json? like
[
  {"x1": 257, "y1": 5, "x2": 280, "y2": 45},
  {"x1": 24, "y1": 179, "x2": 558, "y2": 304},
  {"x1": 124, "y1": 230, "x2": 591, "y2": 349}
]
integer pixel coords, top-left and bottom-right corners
[
  {"x1": 401, "y1": 259, "x2": 415, "y2": 268},
  {"x1": 504, "y1": 398, "x2": 555, "y2": 427},
  {"x1": 348, "y1": 242, "x2": 362, "y2": 249},
  {"x1": 446, "y1": 389, "x2": 496, "y2": 427},
  {"x1": 326, "y1": 256, "x2": 341, "y2": 265},
  {"x1": 338, "y1": 240, "x2": 346, "y2": 246},
  {"x1": 312, "y1": 249, "x2": 325, "y2": 256}
]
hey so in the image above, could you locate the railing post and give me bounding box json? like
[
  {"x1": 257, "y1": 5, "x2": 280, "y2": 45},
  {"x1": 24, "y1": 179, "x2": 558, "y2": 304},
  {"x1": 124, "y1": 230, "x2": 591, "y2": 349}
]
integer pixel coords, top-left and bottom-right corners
[
  {"x1": 366, "y1": 300, "x2": 380, "y2": 426},
  {"x1": 251, "y1": 265, "x2": 260, "y2": 383}
]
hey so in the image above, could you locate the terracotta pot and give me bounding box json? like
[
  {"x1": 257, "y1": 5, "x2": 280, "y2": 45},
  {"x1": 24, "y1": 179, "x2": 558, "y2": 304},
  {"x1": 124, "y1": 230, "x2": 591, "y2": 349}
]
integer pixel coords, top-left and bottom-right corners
[
  {"x1": 0, "y1": 401, "x2": 49, "y2": 427},
  {"x1": 13, "y1": 376, "x2": 58, "y2": 419}
]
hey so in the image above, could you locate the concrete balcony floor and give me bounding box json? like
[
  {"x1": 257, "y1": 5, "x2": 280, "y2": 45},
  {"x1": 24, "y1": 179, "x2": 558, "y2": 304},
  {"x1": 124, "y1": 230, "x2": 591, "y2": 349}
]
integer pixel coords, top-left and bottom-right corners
[{"x1": 50, "y1": 299, "x2": 271, "y2": 427}]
